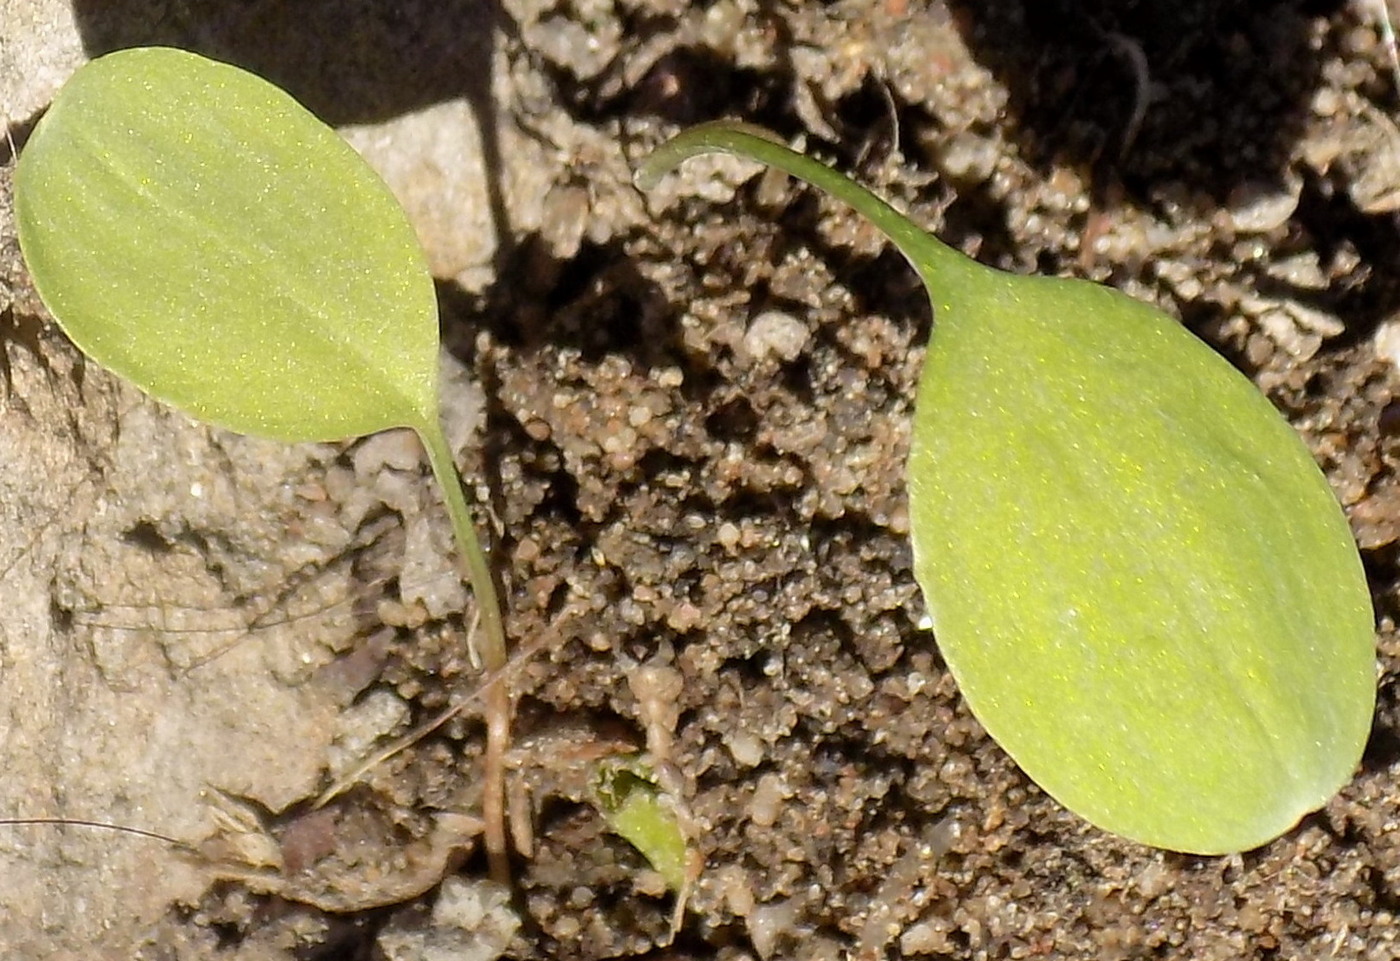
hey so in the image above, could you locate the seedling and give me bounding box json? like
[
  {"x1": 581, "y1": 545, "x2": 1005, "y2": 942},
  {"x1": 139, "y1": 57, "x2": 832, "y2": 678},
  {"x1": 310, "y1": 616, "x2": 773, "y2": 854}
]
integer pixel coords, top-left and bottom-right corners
[
  {"x1": 592, "y1": 754, "x2": 698, "y2": 933},
  {"x1": 592, "y1": 757, "x2": 693, "y2": 892},
  {"x1": 637, "y1": 123, "x2": 1376, "y2": 855},
  {"x1": 13, "y1": 47, "x2": 515, "y2": 879}
]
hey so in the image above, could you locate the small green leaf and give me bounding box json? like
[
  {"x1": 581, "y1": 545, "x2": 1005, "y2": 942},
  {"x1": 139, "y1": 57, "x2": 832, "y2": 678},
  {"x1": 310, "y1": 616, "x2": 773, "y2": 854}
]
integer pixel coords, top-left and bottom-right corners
[
  {"x1": 591, "y1": 756, "x2": 692, "y2": 893},
  {"x1": 15, "y1": 46, "x2": 438, "y2": 442},
  {"x1": 639, "y1": 123, "x2": 1376, "y2": 855}
]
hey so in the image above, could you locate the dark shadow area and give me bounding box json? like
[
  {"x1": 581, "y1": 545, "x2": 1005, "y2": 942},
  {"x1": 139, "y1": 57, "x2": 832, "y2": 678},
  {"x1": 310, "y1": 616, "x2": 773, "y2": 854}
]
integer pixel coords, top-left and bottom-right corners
[
  {"x1": 1361, "y1": 705, "x2": 1400, "y2": 774},
  {"x1": 549, "y1": 40, "x2": 797, "y2": 131},
  {"x1": 69, "y1": 0, "x2": 515, "y2": 262},
  {"x1": 1289, "y1": 167, "x2": 1400, "y2": 345},
  {"x1": 435, "y1": 236, "x2": 691, "y2": 370},
  {"x1": 71, "y1": 0, "x2": 503, "y2": 124},
  {"x1": 950, "y1": 0, "x2": 1349, "y2": 198}
]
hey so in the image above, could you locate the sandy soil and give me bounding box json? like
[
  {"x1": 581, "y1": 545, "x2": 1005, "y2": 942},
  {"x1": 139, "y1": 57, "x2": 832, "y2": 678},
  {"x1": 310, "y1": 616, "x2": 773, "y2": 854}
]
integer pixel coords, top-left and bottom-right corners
[{"x1": 5, "y1": 0, "x2": 1400, "y2": 958}]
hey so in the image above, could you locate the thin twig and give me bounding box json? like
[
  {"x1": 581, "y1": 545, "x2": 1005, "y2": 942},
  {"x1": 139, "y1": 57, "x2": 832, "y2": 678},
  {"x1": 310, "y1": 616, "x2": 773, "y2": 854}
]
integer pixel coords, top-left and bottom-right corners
[
  {"x1": 313, "y1": 605, "x2": 568, "y2": 808},
  {"x1": 0, "y1": 817, "x2": 190, "y2": 849}
]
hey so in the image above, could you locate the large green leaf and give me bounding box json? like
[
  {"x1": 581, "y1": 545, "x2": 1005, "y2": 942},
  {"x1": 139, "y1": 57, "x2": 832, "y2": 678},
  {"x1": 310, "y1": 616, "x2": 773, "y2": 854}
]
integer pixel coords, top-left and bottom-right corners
[
  {"x1": 15, "y1": 46, "x2": 439, "y2": 441},
  {"x1": 639, "y1": 123, "x2": 1376, "y2": 854}
]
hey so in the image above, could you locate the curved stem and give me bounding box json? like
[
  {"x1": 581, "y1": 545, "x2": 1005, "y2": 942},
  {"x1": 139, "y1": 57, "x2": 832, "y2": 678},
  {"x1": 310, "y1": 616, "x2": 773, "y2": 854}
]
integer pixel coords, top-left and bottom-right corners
[{"x1": 635, "y1": 121, "x2": 978, "y2": 289}]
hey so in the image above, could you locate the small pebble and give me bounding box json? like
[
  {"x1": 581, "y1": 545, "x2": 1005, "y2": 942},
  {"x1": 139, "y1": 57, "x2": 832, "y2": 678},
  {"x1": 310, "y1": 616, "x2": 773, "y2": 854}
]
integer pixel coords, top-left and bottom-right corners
[{"x1": 744, "y1": 310, "x2": 809, "y2": 362}]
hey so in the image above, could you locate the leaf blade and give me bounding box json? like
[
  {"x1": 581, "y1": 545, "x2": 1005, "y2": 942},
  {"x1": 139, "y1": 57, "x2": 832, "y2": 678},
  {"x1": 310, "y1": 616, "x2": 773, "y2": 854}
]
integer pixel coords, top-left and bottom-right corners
[
  {"x1": 908, "y1": 273, "x2": 1374, "y2": 853},
  {"x1": 15, "y1": 46, "x2": 439, "y2": 441}
]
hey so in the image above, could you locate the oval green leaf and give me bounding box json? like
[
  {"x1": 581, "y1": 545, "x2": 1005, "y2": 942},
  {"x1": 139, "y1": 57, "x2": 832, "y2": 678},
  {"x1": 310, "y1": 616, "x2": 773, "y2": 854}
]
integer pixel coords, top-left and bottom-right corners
[
  {"x1": 14, "y1": 46, "x2": 439, "y2": 442},
  {"x1": 14, "y1": 44, "x2": 513, "y2": 753},
  {"x1": 639, "y1": 123, "x2": 1376, "y2": 855}
]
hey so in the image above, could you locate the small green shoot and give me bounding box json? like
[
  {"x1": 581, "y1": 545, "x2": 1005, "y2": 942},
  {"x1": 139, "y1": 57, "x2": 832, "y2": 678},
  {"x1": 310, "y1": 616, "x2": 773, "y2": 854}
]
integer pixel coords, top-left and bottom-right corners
[
  {"x1": 591, "y1": 754, "x2": 695, "y2": 926},
  {"x1": 637, "y1": 123, "x2": 1376, "y2": 855},
  {"x1": 15, "y1": 47, "x2": 513, "y2": 879}
]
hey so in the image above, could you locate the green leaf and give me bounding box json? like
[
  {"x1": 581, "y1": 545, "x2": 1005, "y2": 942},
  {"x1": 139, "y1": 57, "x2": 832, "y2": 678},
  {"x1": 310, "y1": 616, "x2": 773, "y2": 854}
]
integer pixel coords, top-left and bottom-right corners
[
  {"x1": 15, "y1": 46, "x2": 439, "y2": 442},
  {"x1": 15, "y1": 46, "x2": 511, "y2": 739},
  {"x1": 591, "y1": 756, "x2": 692, "y2": 893},
  {"x1": 639, "y1": 123, "x2": 1376, "y2": 855}
]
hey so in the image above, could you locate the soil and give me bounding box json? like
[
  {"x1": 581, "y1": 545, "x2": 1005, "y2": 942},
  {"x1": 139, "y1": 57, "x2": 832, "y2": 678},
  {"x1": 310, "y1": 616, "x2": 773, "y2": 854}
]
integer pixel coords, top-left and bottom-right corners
[{"x1": 4, "y1": 0, "x2": 1400, "y2": 958}]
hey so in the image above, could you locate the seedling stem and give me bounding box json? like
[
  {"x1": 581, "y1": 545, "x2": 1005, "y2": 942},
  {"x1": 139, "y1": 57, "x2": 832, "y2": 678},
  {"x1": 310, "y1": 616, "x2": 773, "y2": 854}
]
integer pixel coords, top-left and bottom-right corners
[{"x1": 416, "y1": 417, "x2": 511, "y2": 883}]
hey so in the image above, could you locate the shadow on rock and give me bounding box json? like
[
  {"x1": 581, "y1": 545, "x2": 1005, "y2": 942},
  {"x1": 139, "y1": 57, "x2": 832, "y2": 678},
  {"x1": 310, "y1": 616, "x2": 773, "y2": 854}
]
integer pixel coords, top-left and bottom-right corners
[{"x1": 71, "y1": 0, "x2": 507, "y2": 125}]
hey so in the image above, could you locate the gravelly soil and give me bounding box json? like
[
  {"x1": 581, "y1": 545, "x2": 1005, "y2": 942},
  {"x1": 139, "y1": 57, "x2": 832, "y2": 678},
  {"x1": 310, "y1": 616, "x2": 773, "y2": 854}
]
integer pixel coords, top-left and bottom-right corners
[{"x1": 8, "y1": 0, "x2": 1400, "y2": 958}]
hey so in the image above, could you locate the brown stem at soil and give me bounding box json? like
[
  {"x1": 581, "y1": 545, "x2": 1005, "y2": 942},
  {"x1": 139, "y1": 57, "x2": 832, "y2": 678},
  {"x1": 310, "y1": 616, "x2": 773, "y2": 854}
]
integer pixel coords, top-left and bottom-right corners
[{"x1": 483, "y1": 677, "x2": 512, "y2": 885}]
